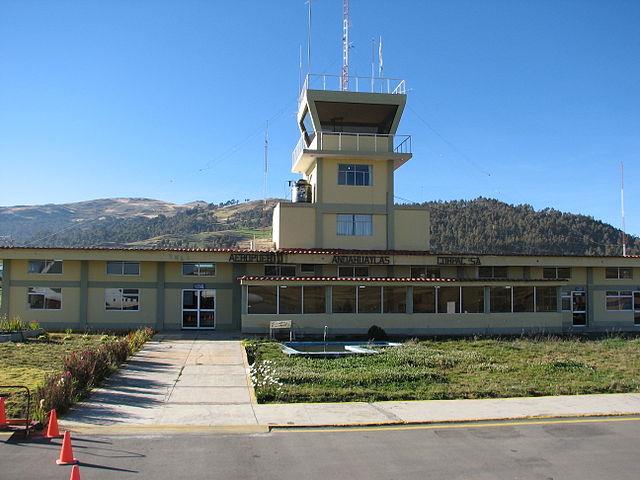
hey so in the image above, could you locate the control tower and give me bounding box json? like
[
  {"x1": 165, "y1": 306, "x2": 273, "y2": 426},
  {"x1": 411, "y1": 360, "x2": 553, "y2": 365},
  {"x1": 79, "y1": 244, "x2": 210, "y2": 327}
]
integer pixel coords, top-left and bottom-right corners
[{"x1": 273, "y1": 73, "x2": 429, "y2": 251}]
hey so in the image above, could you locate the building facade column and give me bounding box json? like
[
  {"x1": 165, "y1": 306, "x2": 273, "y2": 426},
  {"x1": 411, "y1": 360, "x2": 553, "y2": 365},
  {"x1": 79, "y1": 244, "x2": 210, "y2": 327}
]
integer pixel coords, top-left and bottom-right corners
[
  {"x1": 156, "y1": 262, "x2": 165, "y2": 331},
  {"x1": 0, "y1": 259, "x2": 10, "y2": 317},
  {"x1": 79, "y1": 260, "x2": 88, "y2": 328}
]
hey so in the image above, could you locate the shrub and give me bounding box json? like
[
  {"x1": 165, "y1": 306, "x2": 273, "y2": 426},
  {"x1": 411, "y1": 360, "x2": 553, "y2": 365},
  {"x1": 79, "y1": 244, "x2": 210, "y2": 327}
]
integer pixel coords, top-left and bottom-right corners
[
  {"x1": 0, "y1": 315, "x2": 31, "y2": 333},
  {"x1": 35, "y1": 327, "x2": 154, "y2": 416},
  {"x1": 367, "y1": 325, "x2": 388, "y2": 341}
]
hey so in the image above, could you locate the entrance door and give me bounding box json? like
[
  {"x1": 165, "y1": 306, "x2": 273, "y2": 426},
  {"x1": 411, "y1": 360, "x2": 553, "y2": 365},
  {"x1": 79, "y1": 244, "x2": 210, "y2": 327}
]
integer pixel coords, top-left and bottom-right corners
[
  {"x1": 182, "y1": 289, "x2": 216, "y2": 329},
  {"x1": 634, "y1": 291, "x2": 640, "y2": 326},
  {"x1": 571, "y1": 291, "x2": 587, "y2": 327}
]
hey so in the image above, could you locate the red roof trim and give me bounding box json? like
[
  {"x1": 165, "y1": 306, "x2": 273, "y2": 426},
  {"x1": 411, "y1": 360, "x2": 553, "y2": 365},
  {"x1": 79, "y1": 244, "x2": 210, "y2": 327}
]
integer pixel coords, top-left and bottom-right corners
[{"x1": 237, "y1": 275, "x2": 567, "y2": 283}]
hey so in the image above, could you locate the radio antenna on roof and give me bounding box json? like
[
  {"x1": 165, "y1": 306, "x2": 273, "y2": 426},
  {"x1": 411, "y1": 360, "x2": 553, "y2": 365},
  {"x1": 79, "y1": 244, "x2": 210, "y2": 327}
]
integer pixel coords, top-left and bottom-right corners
[
  {"x1": 621, "y1": 161, "x2": 627, "y2": 256},
  {"x1": 341, "y1": 0, "x2": 350, "y2": 91},
  {"x1": 263, "y1": 121, "x2": 269, "y2": 205}
]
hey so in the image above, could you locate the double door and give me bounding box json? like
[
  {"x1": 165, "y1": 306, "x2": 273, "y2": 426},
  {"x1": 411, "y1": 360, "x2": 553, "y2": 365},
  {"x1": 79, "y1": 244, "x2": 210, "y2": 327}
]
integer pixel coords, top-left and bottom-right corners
[{"x1": 182, "y1": 289, "x2": 216, "y2": 329}]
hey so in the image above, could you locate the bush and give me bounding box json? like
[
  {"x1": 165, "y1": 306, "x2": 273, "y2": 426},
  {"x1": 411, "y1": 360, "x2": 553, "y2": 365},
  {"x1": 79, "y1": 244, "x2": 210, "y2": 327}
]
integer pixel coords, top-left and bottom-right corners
[
  {"x1": 367, "y1": 325, "x2": 388, "y2": 341},
  {"x1": 35, "y1": 327, "x2": 154, "y2": 415},
  {"x1": 0, "y1": 315, "x2": 31, "y2": 333}
]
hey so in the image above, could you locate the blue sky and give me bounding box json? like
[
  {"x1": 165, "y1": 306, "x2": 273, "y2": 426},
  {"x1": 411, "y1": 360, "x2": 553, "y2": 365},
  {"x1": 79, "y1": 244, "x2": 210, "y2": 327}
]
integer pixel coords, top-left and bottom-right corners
[{"x1": 1, "y1": 0, "x2": 639, "y2": 235}]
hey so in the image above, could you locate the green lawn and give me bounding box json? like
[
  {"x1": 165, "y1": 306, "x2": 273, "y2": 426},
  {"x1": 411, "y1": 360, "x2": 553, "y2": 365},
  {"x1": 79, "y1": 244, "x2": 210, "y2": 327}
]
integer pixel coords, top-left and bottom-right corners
[
  {"x1": 0, "y1": 333, "x2": 111, "y2": 417},
  {"x1": 244, "y1": 336, "x2": 640, "y2": 403}
]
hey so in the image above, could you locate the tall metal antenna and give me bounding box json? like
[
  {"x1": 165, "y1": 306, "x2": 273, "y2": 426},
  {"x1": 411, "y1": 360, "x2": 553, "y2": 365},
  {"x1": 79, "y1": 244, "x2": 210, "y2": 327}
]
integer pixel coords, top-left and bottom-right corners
[
  {"x1": 371, "y1": 37, "x2": 375, "y2": 92},
  {"x1": 621, "y1": 161, "x2": 627, "y2": 256},
  {"x1": 341, "y1": 0, "x2": 350, "y2": 91},
  {"x1": 299, "y1": 44, "x2": 303, "y2": 92},
  {"x1": 263, "y1": 121, "x2": 269, "y2": 205},
  {"x1": 306, "y1": 0, "x2": 312, "y2": 73}
]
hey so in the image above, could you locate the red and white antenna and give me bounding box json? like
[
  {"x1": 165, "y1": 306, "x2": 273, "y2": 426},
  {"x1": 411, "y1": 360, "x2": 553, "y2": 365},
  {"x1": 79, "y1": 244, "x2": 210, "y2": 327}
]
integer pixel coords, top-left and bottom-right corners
[
  {"x1": 341, "y1": 0, "x2": 349, "y2": 91},
  {"x1": 621, "y1": 161, "x2": 627, "y2": 256}
]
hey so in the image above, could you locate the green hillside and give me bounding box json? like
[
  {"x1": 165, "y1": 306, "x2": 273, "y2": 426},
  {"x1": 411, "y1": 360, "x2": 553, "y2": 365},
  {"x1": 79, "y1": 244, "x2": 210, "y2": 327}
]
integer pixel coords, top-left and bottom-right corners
[{"x1": 0, "y1": 197, "x2": 637, "y2": 256}]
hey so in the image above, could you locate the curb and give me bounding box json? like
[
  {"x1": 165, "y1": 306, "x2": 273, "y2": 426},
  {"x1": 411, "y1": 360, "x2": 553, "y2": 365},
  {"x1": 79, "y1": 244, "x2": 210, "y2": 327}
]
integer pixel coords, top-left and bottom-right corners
[
  {"x1": 266, "y1": 411, "x2": 640, "y2": 431},
  {"x1": 60, "y1": 424, "x2": 270, "y2": 436}
]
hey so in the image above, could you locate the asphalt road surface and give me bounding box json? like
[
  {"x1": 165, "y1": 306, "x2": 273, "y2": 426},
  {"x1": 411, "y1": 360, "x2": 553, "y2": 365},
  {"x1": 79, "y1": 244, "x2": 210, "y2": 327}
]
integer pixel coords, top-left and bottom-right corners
[{"x1": 2, "y1": 416, "x2": 640, "y2": 479}]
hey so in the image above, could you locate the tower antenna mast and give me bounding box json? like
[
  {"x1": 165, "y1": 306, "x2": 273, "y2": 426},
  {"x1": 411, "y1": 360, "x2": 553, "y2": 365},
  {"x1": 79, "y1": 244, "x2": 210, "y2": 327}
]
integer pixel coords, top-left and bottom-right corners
[
  {"x1": 341, "y1": 0, "x2": 349, "y2": 91},
  {"x1": 263, "y1": 121, "x2": 269, "y2": 205},
  {"x1": 621, "y1": 161, "x2": 627, "y2": 257}
]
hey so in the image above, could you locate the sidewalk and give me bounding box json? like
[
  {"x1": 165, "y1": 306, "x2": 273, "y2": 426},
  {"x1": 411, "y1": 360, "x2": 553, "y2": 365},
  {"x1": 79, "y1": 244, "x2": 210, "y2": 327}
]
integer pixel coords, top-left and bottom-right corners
[
  {"x1": 254, "y1": 393, "x2": 640, "y2": 428},
  {"x1": 60, "y1": 335, "x2": 640, "y2": 434}
]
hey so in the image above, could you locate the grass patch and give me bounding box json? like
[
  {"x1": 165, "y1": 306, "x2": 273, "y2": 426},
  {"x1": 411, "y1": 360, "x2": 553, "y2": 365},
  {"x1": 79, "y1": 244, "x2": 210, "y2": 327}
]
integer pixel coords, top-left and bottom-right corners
[
  {"x1": 244, "y1": 336, "x2": 640, "y2": 403},
  {"x1": 0, "y1": 333, "x2": 108, "y2": 417}
]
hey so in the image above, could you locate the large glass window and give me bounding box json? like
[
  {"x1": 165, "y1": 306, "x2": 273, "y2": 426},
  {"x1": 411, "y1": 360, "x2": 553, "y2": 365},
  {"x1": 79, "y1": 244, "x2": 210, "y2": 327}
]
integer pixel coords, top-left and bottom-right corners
[
  {"x1": 278, "y1": 286, "x2": 302, "y2": 314},
  {"x1": 337, "y1": 214, "x2": 373, "y2": 236},
  {"x1": 490, "y1": 287, "x2": 512, "y2": 313},
  {"x1": 438, "y1": 286, "x2": 460, "y2": 314},
  {"x1": 357, "y1": 286, "x2": 381, "y2": 313},
  {"x1": 105, "y1": 288, "x2": 139, "y2": 311},
  {"x1": 606, "y1": 291, "x2": 633, "y2": 311},
  {"x1": 513, "y1": 286, "x2": 535, "y2": 313},
  {"x1": 536, "y1": 286, "x2": 558, "y2": 312},
  {"x1": 462, "y1": 286, "x2": 484, "y2": 313},
  {"x1": 561, "y1": 291, "x2": 572, "y2": 312},
  {"x1": 384, "y1": 286, "x2": 407, "y2": 313},
  {"x1": 303, "y1": 286, "x2": 326, "y2": 314},
  {"x1": 338, "y1": 266, "x2": 369, "y2": 277},
  {"x1": 413, "y1": 286, "x2": 436, "y2": 313},
  {"x1": 28, "y1": 260, "x2": 63, "y2": 274},
  {"x1": 605, "y1": 267, "x2": 633, "y2": 280},
  {"x1": 264, "y1": 265, "x2": 297, "y2": 277},
  {"x1": 28, "y1": 287, "x2": 61, "y2": 310},
  {"x1": 543, "y1": 267, "x2": 571, "y2": 280},
  {"x1": 107, "y1": 261, "x2": 140, "y2": 276},
  {"x1": 332, "y1": 286, "x2": 356, "y2": 313},
  {"x1": 182, "y1": 263, "x2": 216, "y2": 276},
  {"x1": 247, "y1": 286, "x2": 277, "y2": 314},
  {"x1": 338, "y1": 164, "x2": 372, "y2": 186}
]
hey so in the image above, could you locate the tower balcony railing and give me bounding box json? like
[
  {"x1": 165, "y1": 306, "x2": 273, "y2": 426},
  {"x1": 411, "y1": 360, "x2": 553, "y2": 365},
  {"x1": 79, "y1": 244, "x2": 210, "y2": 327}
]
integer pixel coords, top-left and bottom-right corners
[
  {"x1": 292, "y1": 131, "x2": 412, "y2": 169},
  {"x1": 300, "y1": 73, "x2": 406, "y2": 101}
]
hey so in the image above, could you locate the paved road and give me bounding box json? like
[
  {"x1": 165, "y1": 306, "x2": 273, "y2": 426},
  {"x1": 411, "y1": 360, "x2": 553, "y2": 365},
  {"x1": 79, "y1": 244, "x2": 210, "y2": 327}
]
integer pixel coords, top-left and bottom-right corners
[{"x1": 3, "y1": 416, "x2": 640, "y2": 479}]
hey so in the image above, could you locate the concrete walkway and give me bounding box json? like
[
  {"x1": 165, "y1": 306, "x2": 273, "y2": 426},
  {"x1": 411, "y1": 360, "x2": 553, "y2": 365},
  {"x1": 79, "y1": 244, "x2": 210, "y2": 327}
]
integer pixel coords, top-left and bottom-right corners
[
  {"x1": 61, "y1": 335, "x2": 640, "y2": 434},
  {"x1": 61, "y1": 334, "x2": 260, "y2": 433}
]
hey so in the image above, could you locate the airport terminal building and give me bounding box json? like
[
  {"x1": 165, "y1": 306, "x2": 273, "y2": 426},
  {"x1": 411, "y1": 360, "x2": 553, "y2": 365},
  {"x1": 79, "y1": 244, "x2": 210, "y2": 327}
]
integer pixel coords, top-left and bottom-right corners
[{"x1": 1, "y1": 74, "x2": 639, "y2": 335}]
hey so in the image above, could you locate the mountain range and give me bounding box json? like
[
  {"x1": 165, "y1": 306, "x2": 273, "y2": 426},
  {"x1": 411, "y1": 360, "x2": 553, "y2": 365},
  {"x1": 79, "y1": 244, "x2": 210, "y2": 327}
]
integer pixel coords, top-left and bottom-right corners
[{"x1": 0, "y1": 197, "x2": 637, "y2": 256}]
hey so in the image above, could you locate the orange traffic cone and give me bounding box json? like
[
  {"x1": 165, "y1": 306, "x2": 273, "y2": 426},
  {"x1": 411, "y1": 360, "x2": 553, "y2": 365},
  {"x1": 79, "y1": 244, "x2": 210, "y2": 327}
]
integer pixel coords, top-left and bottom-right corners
[
  {"x1": 45, "y1": 409, "x2": 61, "y2": 438},
  {"x1": 56, "y1": 431, "x2": 78, "y2": 465},
  {"x1": 0, "y1": 397, "x2": 7, "y2": 428},
  {"x1": 69, "y1": 465, "x2": 81, "y2": 480}
]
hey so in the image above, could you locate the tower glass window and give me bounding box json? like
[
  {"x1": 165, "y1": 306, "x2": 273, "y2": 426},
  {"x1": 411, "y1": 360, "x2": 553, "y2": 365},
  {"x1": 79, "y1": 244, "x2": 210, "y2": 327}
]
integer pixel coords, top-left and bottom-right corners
[
  {"x1": 337, "y1": 214, "x2": 373, "y2": 236},
  {"x1": 338, "y1": 164, "x2": 372, "y2": 186}
]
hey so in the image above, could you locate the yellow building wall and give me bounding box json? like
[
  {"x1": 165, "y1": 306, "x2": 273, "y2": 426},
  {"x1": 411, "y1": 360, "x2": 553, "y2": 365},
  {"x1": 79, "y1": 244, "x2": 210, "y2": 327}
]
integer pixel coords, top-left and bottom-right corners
[
  {"x1": 86, "y1": 287, "x2": 156, "y2": 327},
  {"x1": 164, "y1": 261, "x2": 234, "y2": 282},
  {"x1": 10, "y1": 259, "x2": 81, "y2": 281},
  {"x1": 394, "y1": 208, "x2": 429, "y2": 250},
  {"x1": 320, "y1": 158, "x2": 389, "y2": 206},
  {"x1": 322, "y1": 213, "x2": 388, "y2": 250},
  {"x1": 273, "y1": 203, "x2": 317, "y2": 249},
  {"x1": 88, "y1": 261, "x2": 157, "y2": 282},
  {"x1": 242, "y1": 312, "x2": 563, "y2": 335},
  {"x1": 8, "y1": 286, "x2": 81, "y2": 325}
]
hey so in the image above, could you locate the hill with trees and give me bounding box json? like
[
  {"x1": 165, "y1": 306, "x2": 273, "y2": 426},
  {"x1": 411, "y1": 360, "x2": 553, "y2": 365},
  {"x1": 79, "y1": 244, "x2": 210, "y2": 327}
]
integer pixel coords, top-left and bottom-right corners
[{"x1": 0, "y1": 197, "x2": 636, "y2": 256}]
